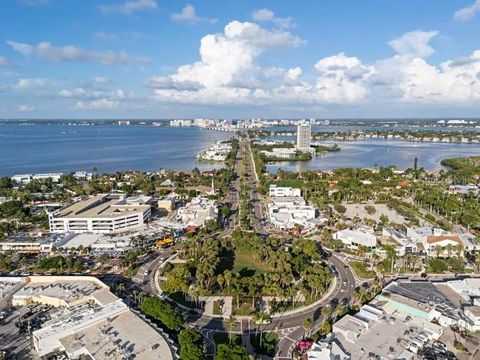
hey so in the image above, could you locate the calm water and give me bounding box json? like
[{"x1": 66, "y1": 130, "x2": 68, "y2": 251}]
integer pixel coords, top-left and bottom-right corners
[
  {"x1": 0, "y1": 124, "x2": 231, "y2": 176},
  {"x1": 2, "y1": 124, "x2": 480, "y2": 176},
  {"x1": 266, "y1": 140, "x2": 480, "y2": 173}
]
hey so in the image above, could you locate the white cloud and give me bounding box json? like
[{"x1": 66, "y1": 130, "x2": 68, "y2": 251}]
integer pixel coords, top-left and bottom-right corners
[
  {"x1": 7, "y1": 41, "x2": 34, "y2": 56},
  {"x1": 171, "y1": 4, "x2": 217, "y2": 25},
  {"x1": 454, "y1": 0, "x2": 480, "y2": 21},
  {"x1": 7, "y1": 40, "x2": 149, "y2": 64},
  {"x1": 13, "y1": 78, "x2": 47, "y2": 90},
  {"x1": 149, "y1": 20, "x2": 304, "y2": 94},
  {"x1": 252, "y1": 8, "x2": 293, "y2": 28},
  {"x1": 0, "y1": 56, "x2": 9, "y2": 66},
  {"x1": 286, "y1": 67, "x2": 302, "y2": 80},
  {"x1": 312, "y1": 53, "x2": 373, "y2": 102},
  {"x1": 93, "y1": 76, "x2": 111, "y2": 84},
  {"x1": 146, "y1": 25, "x2": 480, "y2": 108},
  {"x1": 93, "y1": 31, "x2": 119, "y2": 41},
  {"x1": 99, "y1": 0, "x2": 158, "y2": 14},
  {"x1": 75, "y1": 98, "x2": 120, "y2": 110},
  {"x1": 59, "y1": 87, "x2": 128, "y2": 101},
  {"x1": 18, "y1": 104, "x2": 35, "y2": 111},
  {"x1": 399, "y1": 50, "x2": 480, "y2": 103},
  {"x1": 59, "y1": 88, "x2": 87, "y2": 97},
  {"x1": 387, "y1": 30, "x2": 438, "y2": 59}
]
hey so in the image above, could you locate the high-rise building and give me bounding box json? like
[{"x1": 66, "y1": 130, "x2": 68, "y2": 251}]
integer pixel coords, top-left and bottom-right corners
[{"x1": 296, "y1": 124, "x2": 311, "y2": 150}]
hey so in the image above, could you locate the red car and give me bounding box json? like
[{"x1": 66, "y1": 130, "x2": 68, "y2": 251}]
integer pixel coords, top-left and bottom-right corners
[{"x1": 297, "y1": 340, "x2": 313, "y2": 352}]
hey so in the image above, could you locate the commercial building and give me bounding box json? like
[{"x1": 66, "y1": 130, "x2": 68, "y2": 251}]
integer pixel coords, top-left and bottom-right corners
[
  {"x1": 11, "y1": 174, "x2": 33, "y2": 184},
  {"x1": 269, "y1": 185, "x2": 302, "y2": 197},
  {"x1": 333, "y1": 228, "x2": 377, "y2": 249},
  {"x1": 176, "y1": 196, "x2": 218, "y2": 227},
  {"x1": 32, "y1": 173, "x2": 63, "y2": 182},
  {"x1": 48, "y1": 194, "x2": 151, "y2": 234},
  {"x1": 382, "y1": 227, "x2": 418, "y2": 255},
  {"x1": 5, "y1": 276, "x2": 175, "y2": 359},
  {"x1": 448, "y1": 184, "x2": 479, "y2": 195},
  {"x1": 406, "y1": 227, "x2": 464, "y2": 257},
  {"x1": 267, "y1": 187, "x2": 324, "y2": 231},
  {"x1": 332, "y1": 304, "x2": 420, "y2": 359},
  {"x1": 260, "y1": 147, "x2": 296, "y2": 159}
]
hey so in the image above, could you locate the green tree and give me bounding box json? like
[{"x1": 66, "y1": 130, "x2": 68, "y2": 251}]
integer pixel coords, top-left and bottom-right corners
[
  {"x1": 226, "y1": 315, "x2": 237, "y2": 344},
  {"x1": 140, "y1": 296, "x2": 184, "y2": 330},
  {"x1": 178, "y1": 328, "x2": 204, "y2": 360},
  {"x1": 214, "y1": 344, "x2": 250, "y2": 360},
  {"x1": 303, "y1": 317, "x2": 313, "y2": 338}
]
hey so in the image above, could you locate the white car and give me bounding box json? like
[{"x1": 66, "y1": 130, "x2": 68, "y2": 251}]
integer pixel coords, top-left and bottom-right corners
[{"x1": 254, "y1": 318, "x2": 272, "y2": 325}]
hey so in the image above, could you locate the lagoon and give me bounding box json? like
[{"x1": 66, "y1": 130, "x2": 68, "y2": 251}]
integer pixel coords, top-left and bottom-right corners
[
  {"x1": 266, "y1": 139, "x2": 480, "y2": 173},
  {"x1": 0, "y1": 124, "x2": 231, "y2": 176}
]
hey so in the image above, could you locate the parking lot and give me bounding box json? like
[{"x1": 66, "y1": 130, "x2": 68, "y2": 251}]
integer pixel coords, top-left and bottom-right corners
[{"x1": 0, "y1": 305, "x2": 35, "y2": 359}]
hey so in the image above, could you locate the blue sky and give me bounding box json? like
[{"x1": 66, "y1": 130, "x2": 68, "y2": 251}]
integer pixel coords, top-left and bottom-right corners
[{"x1": 1, "y1": 0, "x2": 480, "y2": 118}]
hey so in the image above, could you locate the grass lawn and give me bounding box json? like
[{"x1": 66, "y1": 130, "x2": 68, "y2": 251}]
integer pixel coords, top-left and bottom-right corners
[
  {"x1": 213, "y1": 300, "x2": 223, "y2": 315},
  {"x1": 349, "y1": 261, "x2": 375, "y2": 279},
  {"x1": 250, "y1": 332, "x2": 278, "y2": 356},
  {"x1": 232, "y1": 301, "x2": 255, "y2": 316},
  {"x1": 233, "y1": 250, "x2": 271, "y2": 275},
  {"x1": 212, "y1": 332, "x2": 242, "y2": 346},
  {"x1": 159, "y1": 281, "x2": 198, "y2": 308}
]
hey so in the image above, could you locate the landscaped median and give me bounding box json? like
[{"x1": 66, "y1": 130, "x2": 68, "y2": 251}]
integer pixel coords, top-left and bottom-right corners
[
  {"x1": 155, "y1": 231, "x2": 338, "y2": 322},
  {"x1": 348, "y1": 260, "x2": 376, "y2": 279}
]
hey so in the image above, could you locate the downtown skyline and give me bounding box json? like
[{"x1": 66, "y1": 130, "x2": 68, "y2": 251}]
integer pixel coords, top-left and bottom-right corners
[{"x1": 1, "y1": 0, "x2": 480, "y2": 119}]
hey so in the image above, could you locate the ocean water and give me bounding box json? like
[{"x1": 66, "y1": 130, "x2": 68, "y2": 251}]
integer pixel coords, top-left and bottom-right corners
[
  {"x1": 1, "y1": 124, "x2": 480, "y2": 176},
  {"x1": 266, "y1": 139, "x2": 480, "y2": 173},
  {"x1": 0, "y1": 124, "x2": 232, "y2": 176}
]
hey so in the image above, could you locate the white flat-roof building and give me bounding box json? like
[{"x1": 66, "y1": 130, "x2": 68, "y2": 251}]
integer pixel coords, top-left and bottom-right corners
[
  {"x1": 176, "y1": 196, "x2": 218, "y2": 227},
  {"x1": 11, "y1": 174, "x2": 32, "y2": 184},
  {"x1": 32, "y1": 172, "x2": 63, "y2": 182},
  {"x1": 333, "y1": 228, "x2": 377, "y2": 249},
  {"x1": 48, "y1": 194, "x2": 151, "y2": 234},
  {"x1": 261, "y1": 147, "x2": 297, "y2": 159},
  {"x1": 267, "y1": 193, "x2": 324, "y2": 231},
  {"x1": 268, "y1": 204, "x2": 317, "y2": 230},
  {"x1": 269, "y1": 185, "x2": 301, "y2": 197},
  {"x1": 383, "y1": 227, "x2": 418, "y2": 255},
  {"x1": 8, "y1": 276, "x2": 174, "y2": 360},
  {"x1": 448, "y1": 184, "x2": 479, "y2": 195}
]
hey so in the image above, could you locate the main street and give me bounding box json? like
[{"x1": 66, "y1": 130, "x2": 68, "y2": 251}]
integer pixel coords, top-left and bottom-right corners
[{"x1": 141, "y1": 138, "x2": 358, "y2": 359}]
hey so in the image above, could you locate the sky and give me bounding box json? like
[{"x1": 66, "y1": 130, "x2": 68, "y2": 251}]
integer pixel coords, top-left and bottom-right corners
[{"x1": 1, "y1": 0, "x2": 480, "y2": 119}]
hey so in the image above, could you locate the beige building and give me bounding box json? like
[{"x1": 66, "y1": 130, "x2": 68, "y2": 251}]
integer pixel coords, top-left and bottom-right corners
[
  {"x1": 9, "y1": 276, "x2": 174, "y2": 360},
  {"x1": 48, "y1": 194, "x2": 151, "y2": 234}
]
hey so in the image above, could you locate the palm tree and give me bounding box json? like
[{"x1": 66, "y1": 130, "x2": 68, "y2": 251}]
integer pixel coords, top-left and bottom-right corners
[
  {"x1": 132, "y1": 290, "x2": 139, "y2": 305},
  {"x1": 321, "y1": 305, "x2": 331, "y2": 319},
  {"x1": 117, "y1": 282, "x2": 125, "y2": 294},
  {"x1": 303, "y1": 317, "x2": 313, "y2": 339},
  {"x1": 446, "y1": 244, "x2": 454, "y2": 258},
  {"x1": 226, "y1": 315, "x2": 237, "y2": 344},
  {"x1": 253, "y1": 311, "x2": 270, "y2": 348}
]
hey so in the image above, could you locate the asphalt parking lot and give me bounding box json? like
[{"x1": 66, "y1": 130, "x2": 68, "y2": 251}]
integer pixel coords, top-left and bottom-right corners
[{"x1": 0, "y1": 305, "x2": 35, "y2": 359}]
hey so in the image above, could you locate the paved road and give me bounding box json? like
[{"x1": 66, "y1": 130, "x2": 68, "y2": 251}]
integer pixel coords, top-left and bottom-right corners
[{"x1": 140, "y1": 139, "x2": 359, "y2": 359}]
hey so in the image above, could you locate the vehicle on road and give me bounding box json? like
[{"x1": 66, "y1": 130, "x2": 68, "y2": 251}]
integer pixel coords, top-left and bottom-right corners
[
  {"x1": 432, "y1": 341, "x2": 448, "y2": 353},
  {"x1": 156, "y1": 237, "x2": 173, "y2": 249},
  {"x1": 254, "y1": 317, "x2": 271, "y2": 325}
]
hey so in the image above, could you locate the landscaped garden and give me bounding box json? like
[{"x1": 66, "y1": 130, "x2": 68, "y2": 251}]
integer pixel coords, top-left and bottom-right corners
[
  {"x1": 349, "y1": 261, "x2": 376, "y2": 279},
  {"x1": 160, "y1": 229, "x2": 333, "y2": 316}
]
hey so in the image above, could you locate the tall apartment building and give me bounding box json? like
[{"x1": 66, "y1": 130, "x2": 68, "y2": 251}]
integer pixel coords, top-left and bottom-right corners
[
  {"x1": 48, "y1": 194, "x2": 151, "y2": 234},
  {"x1": 296, "y1": 124, "x2": 311, "y2": 150}
]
